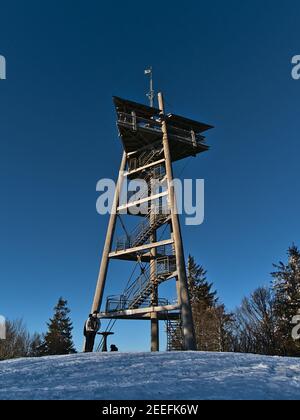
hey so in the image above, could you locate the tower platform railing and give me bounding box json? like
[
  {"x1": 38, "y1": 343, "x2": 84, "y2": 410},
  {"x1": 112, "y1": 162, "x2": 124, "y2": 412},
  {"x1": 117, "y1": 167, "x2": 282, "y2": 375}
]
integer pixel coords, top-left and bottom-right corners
[
  {"x1": 105, "y1": 296, "x2": 170, "y2": 314},
  {"x1": 117, "y1": 111, "x2": 206, "y2": 147}
]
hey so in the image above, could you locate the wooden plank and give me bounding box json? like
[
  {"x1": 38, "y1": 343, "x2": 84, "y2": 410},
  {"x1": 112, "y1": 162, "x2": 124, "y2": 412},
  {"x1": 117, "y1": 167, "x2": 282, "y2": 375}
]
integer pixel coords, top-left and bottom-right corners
[
  {"x1": 99, "y1": 304, "x2": 180, "y2": 319},
  {"x1": 117, "y1": 191, "x2": 168, "y2": 212},
  {"x1": 98, "y1": 312, "x2": 181, "y2": 321},
  {"x1": 109, "y1": 238, "x2": 174, "y2": 259},
  {"x1": 124, "y1": 159, "x2": 165, "y2": 177}
]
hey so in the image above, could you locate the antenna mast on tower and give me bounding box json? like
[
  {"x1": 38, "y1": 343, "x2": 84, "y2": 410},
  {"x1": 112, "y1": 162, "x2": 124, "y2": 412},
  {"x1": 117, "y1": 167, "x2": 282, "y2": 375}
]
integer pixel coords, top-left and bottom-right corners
[{"x1": 145, "y1": 67, "x2": 155, "y2": 107}]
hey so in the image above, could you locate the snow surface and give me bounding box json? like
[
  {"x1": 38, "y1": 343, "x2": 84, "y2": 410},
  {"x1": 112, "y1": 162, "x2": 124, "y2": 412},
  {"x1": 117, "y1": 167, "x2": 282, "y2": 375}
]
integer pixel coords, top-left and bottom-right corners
[{"x1": 0, "y1": 352, "x2": 300, "y2": 400}]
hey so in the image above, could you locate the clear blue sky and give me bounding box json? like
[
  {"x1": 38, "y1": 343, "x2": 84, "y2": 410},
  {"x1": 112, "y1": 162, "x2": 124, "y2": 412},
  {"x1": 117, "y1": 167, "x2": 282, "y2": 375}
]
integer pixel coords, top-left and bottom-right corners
[{"x1": 0, "y1": 0, "x2": 299, "y2": 352}]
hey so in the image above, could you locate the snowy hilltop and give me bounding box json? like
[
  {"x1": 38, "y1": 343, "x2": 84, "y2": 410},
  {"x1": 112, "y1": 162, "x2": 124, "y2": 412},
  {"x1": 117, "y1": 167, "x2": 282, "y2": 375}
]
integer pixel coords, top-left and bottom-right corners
[{"x1": 0, "y1": 352, "x2": 299, "y2": 400}]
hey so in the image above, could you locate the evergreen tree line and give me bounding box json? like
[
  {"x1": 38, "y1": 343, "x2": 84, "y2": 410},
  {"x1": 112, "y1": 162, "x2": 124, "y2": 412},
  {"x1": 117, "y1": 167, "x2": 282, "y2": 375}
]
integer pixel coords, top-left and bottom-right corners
[
  {"x1": 0, "y1": 298, "x2": 76, "y2": 361},
  {"x1": 185, "y1": 245, "x2": 300, "y2": 357},
  {"x1": 2, "y1": 245, "x2": 300, "y2": 360}
]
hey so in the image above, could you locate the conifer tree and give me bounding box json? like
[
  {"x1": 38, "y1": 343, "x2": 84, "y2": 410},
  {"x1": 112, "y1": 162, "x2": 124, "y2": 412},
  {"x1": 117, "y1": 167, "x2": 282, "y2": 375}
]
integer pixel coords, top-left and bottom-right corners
[
  {"x1": 41, "y1": 298, "x2": 76, "y2": 356},
  {"x1": 187, "y1": 255, "x2": 217, "y2": 308},
  {"x1": 272, "y1": 245, "x2": 300, "y2": 356},
  {"x1": 186, "y1": 255, "x2": 234, "y2": 352},
  {"x1": 29, "y1": 333, "x2": 43, "y2": 357}
]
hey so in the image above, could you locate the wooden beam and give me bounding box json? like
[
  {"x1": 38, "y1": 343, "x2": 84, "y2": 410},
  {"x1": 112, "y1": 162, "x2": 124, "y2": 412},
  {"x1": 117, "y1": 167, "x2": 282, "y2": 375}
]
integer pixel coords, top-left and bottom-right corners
[
  {"x1": 99, "y1": 304, "x2": 180, "y2": 319},
  {"x1": 117, "y1": 191, "x2": 168, "y2": 212},
  {"x1": 91, "y1": 152, "x2": 127, "y2": 313},
  {"x1": 124, "y1": 159, "x2": 165, "y2": 177},
  {"x1": 99, "y1": 312, "x2": 181, "y2": 321},
  {"x1": 158, "y1": 92, "x2": 197, "y2": 351},
  {"x1": 109, "y1": 238, "x2": 174, "y2": 259}
]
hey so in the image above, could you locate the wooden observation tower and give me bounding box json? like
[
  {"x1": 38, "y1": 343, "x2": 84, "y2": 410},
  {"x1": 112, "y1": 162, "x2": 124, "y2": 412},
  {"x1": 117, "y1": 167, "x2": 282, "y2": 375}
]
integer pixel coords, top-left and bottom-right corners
[{"x1": 90, "y1": 91, "x2": 212, "y2": 352}]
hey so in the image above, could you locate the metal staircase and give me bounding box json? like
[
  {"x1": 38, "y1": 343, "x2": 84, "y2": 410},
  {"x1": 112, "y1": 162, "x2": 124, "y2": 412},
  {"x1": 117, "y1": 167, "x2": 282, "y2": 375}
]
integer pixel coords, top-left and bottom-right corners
[
  {"x1": 166, "y1": 317, "x2": 184, "y2": 351},
  {"x1": 116, "y1": 205, "x2": 170, "y2": 251},
  {"x1": 131, "y1": 212, "x2": 169, "y2": 248},
  {"x1": 127, "y1": 164, "x2": 166, "y2": 203},
  {"x1": 106, "y1": 255, "x2": 176, "y2": 312},
  {"x1": 129, "y1": 147, "x2": 163, "y2": 171},
  {"x1": 128, "y1": 256, "x2": 176, "y2": 309}
]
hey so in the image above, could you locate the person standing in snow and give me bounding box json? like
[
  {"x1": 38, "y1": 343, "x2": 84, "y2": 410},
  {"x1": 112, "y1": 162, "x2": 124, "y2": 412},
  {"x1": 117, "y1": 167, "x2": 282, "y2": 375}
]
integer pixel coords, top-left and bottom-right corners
[
  {"x1": 83, "y1": 311, "x2": 101, "y2": 352},
  {"x1": 110, "y1": 344, "x2": 118, "y2": 352}
]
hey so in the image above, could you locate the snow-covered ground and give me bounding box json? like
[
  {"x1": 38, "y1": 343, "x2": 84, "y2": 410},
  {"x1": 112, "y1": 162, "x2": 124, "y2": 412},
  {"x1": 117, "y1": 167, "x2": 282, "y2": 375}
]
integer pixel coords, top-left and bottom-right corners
[{"x1": 0, "y1": 352, "x2": 299, "y2": 400}]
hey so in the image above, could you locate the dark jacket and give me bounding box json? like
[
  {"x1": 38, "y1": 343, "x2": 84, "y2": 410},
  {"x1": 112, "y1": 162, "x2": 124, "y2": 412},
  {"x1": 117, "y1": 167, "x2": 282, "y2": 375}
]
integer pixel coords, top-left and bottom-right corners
[{"x1": 83, "y1": 315, "x2": 101, "y2": 336}]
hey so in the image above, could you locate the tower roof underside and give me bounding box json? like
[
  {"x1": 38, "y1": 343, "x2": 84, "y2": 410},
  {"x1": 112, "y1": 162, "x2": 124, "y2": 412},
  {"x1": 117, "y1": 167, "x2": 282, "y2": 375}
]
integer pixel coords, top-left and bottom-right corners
[{"x1": 113, "y1": 96, "x2": 213, "y2": 161}]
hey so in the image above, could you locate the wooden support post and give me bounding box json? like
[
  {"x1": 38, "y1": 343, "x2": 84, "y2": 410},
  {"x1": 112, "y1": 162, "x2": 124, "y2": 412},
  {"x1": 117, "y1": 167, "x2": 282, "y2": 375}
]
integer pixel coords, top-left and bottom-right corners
[
  {"x1": 191, "y1": 130, "x2": 197, "y2": 147},
  {"x1": 91, "y1": 152, "x2": 127, "y2": 313},
  {"x1": 150, "y1": 179, "x2": 159, "y2": 352},
  {"x1": 151, "y1": 311, "x2": 159, "y2": 352},
  {"x1": 131, "y1": 111, "x2": 137, "y2": 131},
  {"x1": 158, "y1": 92, "x2": 197, "y2": 351}
]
